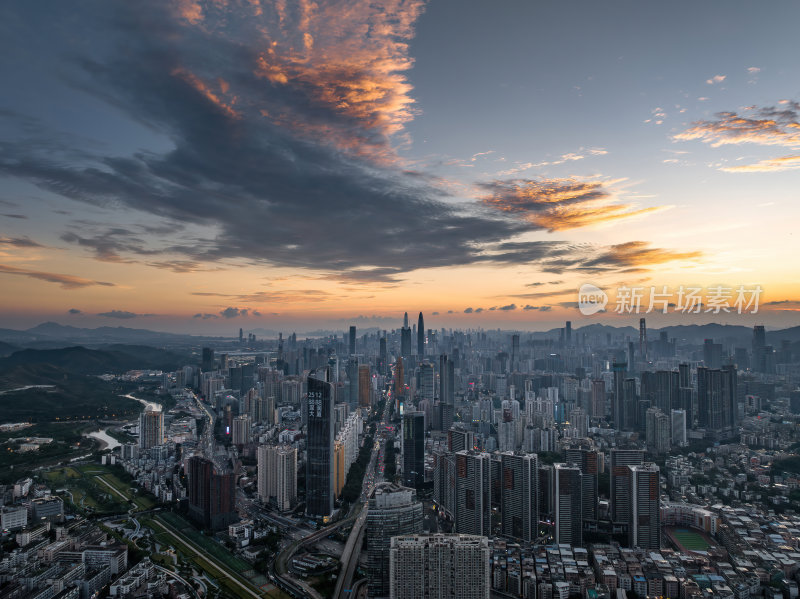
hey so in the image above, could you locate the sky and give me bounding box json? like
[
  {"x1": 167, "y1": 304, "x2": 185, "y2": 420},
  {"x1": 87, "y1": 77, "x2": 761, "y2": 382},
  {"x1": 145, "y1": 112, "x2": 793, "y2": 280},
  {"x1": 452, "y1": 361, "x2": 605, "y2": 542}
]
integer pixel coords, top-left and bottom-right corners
[{"x1": 1, "y1": 0, "x2": 799, "y2": 334}]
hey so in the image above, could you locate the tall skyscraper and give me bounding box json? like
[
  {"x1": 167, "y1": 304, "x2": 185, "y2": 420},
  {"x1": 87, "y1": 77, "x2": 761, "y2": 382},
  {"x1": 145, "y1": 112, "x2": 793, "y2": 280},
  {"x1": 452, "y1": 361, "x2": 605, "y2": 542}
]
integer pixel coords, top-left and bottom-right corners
[
  {"x1": 628, "y1": 464, "x2": 661, "y2": 550},
  {"x1": 366, "y1": 483, "x2": 424, "y2": 598},
  {"x1": 703, "y1": 338, "x2": 723, "y2": 369},
  {"x1": 554, "y1": 463, "x2": 583, "y2": 546},
  {"x1": 610, "y1": 449, "x2": 645, "y2": 525},
  {"x1": 201, "y1": 347, "x2": 215, "y2": 372},
  {"x1": 500, "y1": 452, "x2": 539, "y2": 542},
  {"x1": 612, "y1": 362, "x2": 627, "y2": 430},
  {"x1": 379, "y1": 337, "x2": 388, "y2": 375},
  {"x1": 389, "y1": 534, "x2": 490, "y2": 599},
  {"x1": 439, "y1": 354, "x2": 454, "y2": 406},
  {"x1": 306, "y1": 369, "x2": 335, "y2": 520},
  {"x1": 346, "y1": 357, "x2": 360, "y2": 407},
  {"x1": 401, "y1": 313, "x2": 412, "y2": 358},
  {"x1": 697, "y1": 365, "x2": 737, "y2": 431},
  {"x1": 358, "y1": 364, "x2": 371, "y2": 407},
  {"x1": 419, "y1": 361, "x2": 435, "y2": 403},
  {"x1": 139, "y1": 409, "x2": 164, "y2": 449},
  {"x1": 565, "y1": 321, "x2": 572, "y2": 346},
  {"x1": 231, "y1": 414, "x2": 252, "y2": 446},
  {"x1": 565, "y1": 447, "x2": 599, "y2": 523},
  {"x1": 257, "y1": 445, "x2": 297, "y2": 512},
  {"x1": 752, "y1": 324, "x2": 766, "y2": 359},
  {"x1": 671, "y1": 409, "x2": 687, "y2": 446},
  {"x1": 591, "y1": 379, "x2": 606, "y2": 418},
  {"x1": 402, "y1": 411, "x2": 425, "y2": 488},
  {"x1": 454, "y1": 451, "x2": 491, "y2": 536},
  {"x1": 511, "y1": 334, "x2": 520, "y2": 371},
  {"x1": 639, "y1": 317, "x2": 647, "y2": 361},
  {"x1": 645, "y1": 408, "x2": 670, "y2": 453},
  {"x1": 417, "y1": 312, "x2": 425, "y2": 356},
  {"x1": 187, "y1": 455, "x2": 237, "y2": 530},
  {"x1": 349, "y1": 325, "x2": 356, "y2": 355}
]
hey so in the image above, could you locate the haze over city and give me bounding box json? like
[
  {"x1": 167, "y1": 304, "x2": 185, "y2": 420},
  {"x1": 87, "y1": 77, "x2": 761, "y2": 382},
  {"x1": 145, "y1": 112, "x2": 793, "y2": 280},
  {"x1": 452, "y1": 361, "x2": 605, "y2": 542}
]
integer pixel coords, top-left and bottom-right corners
[{"x1": 1, "y1": 1, "x2": 800, "y2": 333}]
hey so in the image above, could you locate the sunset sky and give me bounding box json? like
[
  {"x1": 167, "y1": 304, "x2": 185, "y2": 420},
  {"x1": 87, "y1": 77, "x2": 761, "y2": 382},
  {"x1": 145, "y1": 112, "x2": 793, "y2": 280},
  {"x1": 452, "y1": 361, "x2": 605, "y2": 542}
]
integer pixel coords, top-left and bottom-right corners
[{"x1": 1, "y1": 0, "x2": 799, "y2": 334}]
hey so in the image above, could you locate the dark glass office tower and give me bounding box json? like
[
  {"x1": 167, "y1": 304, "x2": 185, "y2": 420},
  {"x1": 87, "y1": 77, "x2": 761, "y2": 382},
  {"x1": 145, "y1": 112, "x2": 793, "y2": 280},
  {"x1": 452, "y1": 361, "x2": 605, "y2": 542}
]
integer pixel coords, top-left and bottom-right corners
[
  {"x1": 401, "y1": 312, "x2": 412, "y2": 358},
  {"x1": 349, "y1": 325, "x2": 356, "y2": 355},
  {"x1": 402, "y1": 411, "x2": 425, "y2": 488},
  {"x1": 439, "y1": 354, "x2": 455, "y2": 406},
  {"x1": 500, "y1": 452, "x2": 539, "y2": 542},
  {"x1": 610, "y1": 449, "x2": 645, "y2": 525},
  {"x1": 417, "y1": 312, "x2": 425, "y2": 356},
  {"x1": 306, "y1": 369, "x2": 335, "y2": 519},
  {"x1": 554, "y1": 463, "x2": 583, "y2": 546},
  {"x1": 201, "y1": 347, "x2": 215, "y2": 372},
  {"x1": 565, "y1": 447, "x2": 599, "y2": 523}
]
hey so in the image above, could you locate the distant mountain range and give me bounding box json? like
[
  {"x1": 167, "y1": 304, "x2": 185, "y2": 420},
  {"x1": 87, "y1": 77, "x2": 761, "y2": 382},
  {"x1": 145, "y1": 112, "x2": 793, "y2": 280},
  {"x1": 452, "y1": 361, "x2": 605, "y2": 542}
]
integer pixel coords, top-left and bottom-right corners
[{"x1": 0, "y1": 321, "x2": 226, "y2": 348}]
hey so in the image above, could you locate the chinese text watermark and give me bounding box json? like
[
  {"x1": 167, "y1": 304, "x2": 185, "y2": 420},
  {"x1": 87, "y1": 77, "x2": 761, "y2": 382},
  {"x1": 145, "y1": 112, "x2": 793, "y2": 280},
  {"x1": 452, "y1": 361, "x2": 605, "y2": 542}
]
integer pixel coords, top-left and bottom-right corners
[{"x1": 578, "y1": 284, "x2": 762, "y2": 316}]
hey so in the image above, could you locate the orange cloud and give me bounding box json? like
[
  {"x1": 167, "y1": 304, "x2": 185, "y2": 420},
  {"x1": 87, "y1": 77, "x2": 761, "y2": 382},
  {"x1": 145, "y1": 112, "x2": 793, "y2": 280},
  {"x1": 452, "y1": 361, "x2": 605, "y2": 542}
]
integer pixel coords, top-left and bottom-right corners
[
  {"x1": 720, "y1": 155, "x2": 800, "y2": 173},
  {"x1": 171, "y1": 67, "x2": 240, "y2": 119},
  {"x1": 675, "y1": 103, "x2": 800, "y2": 148},
  {"x1": 480, "y1": 178, "x2": 666, "y2": 231},
  {"x1": 592, "y1": 241, "x2": 702, "y2": 269},
  {"x1": 172, "y1": 0, "x2": 425, "y2": 162}
]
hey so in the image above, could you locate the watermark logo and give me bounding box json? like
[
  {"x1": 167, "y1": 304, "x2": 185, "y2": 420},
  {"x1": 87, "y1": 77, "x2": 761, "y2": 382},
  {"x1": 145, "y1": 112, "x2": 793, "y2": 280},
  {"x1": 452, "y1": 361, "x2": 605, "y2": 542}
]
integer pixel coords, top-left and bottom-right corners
[
  {"x1": 578, "y1": 283, "x2": 608, "y2": 315},
  {"x1": 577, "y1": 284, "x2": 762, "y2": 315}
]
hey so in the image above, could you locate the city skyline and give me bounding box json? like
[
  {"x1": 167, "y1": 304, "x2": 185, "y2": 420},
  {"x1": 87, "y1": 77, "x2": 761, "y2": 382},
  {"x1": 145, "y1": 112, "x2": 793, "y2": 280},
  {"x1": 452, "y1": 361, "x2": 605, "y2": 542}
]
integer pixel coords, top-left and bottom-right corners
[{"x1": 2, "y1": 1, "x2": 800, "y2": 333}]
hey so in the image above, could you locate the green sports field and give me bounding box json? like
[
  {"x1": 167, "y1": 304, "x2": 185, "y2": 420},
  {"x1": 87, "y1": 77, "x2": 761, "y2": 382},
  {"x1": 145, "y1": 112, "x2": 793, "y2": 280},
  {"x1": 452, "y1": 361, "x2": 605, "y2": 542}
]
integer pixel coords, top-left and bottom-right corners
[{"x1": 670, "y1": 528, "x2": 710, "y2": 551}]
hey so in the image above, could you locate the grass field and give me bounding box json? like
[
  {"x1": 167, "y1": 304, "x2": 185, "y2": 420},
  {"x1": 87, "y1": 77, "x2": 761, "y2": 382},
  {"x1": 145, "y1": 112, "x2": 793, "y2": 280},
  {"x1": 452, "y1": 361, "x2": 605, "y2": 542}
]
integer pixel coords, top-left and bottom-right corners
[
  {"x1": 669, "y1": 527, "x2": 711, "y2": 551},
  {"x1": 44, "y1": 463, "x2": 155, "y2": 515}
]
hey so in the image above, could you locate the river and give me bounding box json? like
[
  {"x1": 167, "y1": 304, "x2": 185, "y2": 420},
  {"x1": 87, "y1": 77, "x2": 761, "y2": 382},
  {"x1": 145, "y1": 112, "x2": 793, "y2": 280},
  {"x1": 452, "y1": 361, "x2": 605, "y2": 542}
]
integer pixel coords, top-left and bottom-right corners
[{"x1": 83, "y1": 393, "x2": 163, "y2": 450}]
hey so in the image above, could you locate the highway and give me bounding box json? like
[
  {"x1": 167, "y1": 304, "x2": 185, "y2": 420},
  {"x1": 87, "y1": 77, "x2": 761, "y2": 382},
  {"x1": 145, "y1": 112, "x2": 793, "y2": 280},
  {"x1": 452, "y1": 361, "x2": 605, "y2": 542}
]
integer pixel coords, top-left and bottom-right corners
[{"x1": 333, "y1": 385, "x2": 393, "y2": 599}]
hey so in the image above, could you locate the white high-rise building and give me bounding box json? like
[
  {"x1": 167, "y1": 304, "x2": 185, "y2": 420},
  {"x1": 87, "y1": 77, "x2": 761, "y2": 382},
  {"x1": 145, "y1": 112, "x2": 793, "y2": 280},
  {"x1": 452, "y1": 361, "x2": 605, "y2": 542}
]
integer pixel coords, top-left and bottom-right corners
[
  {"x1": 389, "y1": 534, "x2": 490, "y2": 599},
  {"x1": 232, "y1": 414, "x2": 252, "y2": 445},
  {"x1": 671, "y1": 409, "x2": 687, "y2": 447},
  {"x1": 138, "y1": 409, "x2": 164, "y2": 449},
  {"x1": 257, "y1": 445, "x2": 297, "y2": 512}
]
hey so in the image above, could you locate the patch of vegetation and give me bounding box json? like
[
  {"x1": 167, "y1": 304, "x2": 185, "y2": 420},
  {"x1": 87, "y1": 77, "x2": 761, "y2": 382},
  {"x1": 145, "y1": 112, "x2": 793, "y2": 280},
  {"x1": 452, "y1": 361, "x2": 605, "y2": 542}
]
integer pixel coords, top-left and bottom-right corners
[
  {"x1": 340, "y1": 432, "x2": 375, "y2": 503},
  {"x1": 0, "y1": 373, "x2": 141, "y2": 422},
  {"x1": 0, "y1": 345, "x2": 188, "y2": 378},
  {"x1": 0, "y1": 422, "x2": 102, "y2": 483},
  {"x1": 773, "y1": 455, "x2": 800, "y2": 476}
]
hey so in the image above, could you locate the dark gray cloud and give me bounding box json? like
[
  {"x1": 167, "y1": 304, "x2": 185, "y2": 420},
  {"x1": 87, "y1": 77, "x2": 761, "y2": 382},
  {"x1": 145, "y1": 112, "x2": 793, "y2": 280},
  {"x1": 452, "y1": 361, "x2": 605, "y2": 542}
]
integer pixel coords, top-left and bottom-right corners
[
  {"x1": 1, "y1": 214, "x2": 28, "y2": 219},
  {"x1": 0, "y1": 1, "x2": 703, "y2": 285},
  {"x1": 0, "y1": 236, "x2": 43, "y2": 248},
  {"x1": 538, "y1": 306, "x2": 552, "y2": 312},
  {"x1": 193, "y1": 313, "x2": 219, "y2": 319},
  {"x1": 98, "y1": 310, "x2": 138, "y2": 319},
  {"x1": 522, "y1": 305, "x2": 538, "y2": 311},
  {"x1": 0, "y1": 263, "x2": 114, "y2": 289},
  {"x1": 463, "y1": 307, "x2": 473, "y2": 314},
  {"x1": 68, "y1": 308, "x2": 82, "y2": 314},
  {"x1": 0, "y1": 1, "x2": 539, "y2": 283},
  {"x1": 220, "y1": 307, "x2": 247, "y2": 319},
  {"x1": 498, "y1": 303, "x2": 516, "y2": 311}
]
